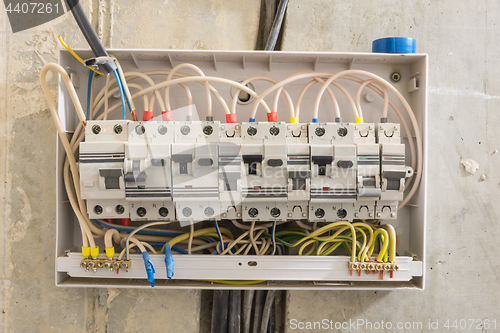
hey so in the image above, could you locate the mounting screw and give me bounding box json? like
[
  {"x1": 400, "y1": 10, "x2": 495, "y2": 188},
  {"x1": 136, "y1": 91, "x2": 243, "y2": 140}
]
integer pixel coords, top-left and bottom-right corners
[
  {"x1": 115, "y1": 205, "x2": 125, "y2": 215},
  {"x1": 269, "y1": 126, "x2": 280, "y2": 136},
  {"x1": 92, "y1": 125, "x2": 101, "y2": 135},
  {"x1": 337, "y1": 208, "x2": 347, "y2": 219},
  {"x1": 120, "y1": 262, "x2": 128, "y2": 269},
  {"x1": 270, "y1": 207, "x2": 281, "y2": 218},
  {"x1": 135, "y1": 125, "x2": 145, "y2": 135},
  {"x1": 315, "y1": 208, "x2": 325, "y2": 218},
  {"x1": 337, "y1": 127, "x2": 348, "y2": 137},
  {"x1": 158, "y1": 125, "x2": 168, "y2": 135},
  {"x1": 113, "y1": 124, "x2": 123, "y2": 134},
  {"x1": 136, "y1": 207, "x2": 147, "y2": 217},
  {"x1": 248, "y1": 207, "x2": 259, "y2": 218},
  {"x1": 203, "y1": 125, "x2": 213, "y2": 136},
  {"x1": 158, "y1": 207, "x2": 169, "y2": 217},
  {"x1": 204, "y1": 207, "x2": 215, "y2": 217},
  {"x1": 247, "y1": 126, "x2": 257, "y2": 136},
  {"x1": 390, "y1": 72, "x2": 401, "y2": 82},
  {"x1": 180, "y1": 125, "x2": 191, "y2": 135},
  {"x1": 182, "y1": 207, "x2": 192, "y2": 217},
  {"x1": 315, "y1": 127, "x2": 325, "y2": 137},
  {"x1": 94, "y1": 205, "x2": 103, "y2": 215}
]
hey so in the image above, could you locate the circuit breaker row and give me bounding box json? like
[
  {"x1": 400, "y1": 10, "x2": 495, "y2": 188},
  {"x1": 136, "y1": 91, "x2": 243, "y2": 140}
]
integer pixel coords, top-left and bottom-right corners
[{"x1": 79, "y1": 120, "x2": 413, "y2": 223}]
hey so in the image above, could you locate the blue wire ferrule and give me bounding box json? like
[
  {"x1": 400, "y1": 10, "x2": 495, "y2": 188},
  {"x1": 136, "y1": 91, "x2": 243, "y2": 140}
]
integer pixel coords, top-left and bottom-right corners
[
  {"x1": 249, "y1": 118, "x2": 256, "y2": 122},
  {"x1": 164, "y1": 244, "x2": 174, "y2": 279},
  {"x1": 142, "y1": 252, "x2": 155, "y2": 287},
  {"x1": 312, "y1": 118, "x2": 319, "y2": 123}
]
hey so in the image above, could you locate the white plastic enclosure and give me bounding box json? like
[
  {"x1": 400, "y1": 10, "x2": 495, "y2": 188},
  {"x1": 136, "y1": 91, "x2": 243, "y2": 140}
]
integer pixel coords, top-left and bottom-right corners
[{"x1": 55, "y1": 49, "x2": 427, "y2": 290}]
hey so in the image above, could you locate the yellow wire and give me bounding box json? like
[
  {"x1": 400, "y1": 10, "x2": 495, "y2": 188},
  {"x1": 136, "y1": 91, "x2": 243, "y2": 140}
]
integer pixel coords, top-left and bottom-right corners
[
  {"x1": 200, "y1": 280, "x2": 267, "y2": 285},
  {"x1": 58, "y1": 35, "x2": 105, "y2": 75},
  {"x1": 368, "y1": 229, "x2": 389, "y2": 262}
]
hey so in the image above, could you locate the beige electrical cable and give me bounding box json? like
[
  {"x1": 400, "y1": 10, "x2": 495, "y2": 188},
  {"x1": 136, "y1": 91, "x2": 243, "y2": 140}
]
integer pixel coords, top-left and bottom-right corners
[
  {"x1": 104, "y1": 229, "x2": 121, "y2": 249},
  {"x1": 114, "y1": 59, "x2": 136, "y2": 113},
  {"x1": 101, "y1": 76, "x2": 272, "y2": 116},
  {"x1": 343, "y1": 74, "x2": 417, "y2": 175},
  {"x1": 355, "y1": 79, "x2": 389, "y2": 119},
  {"x1": 154, "y1": 82, "x2": 192, "y2": 116},
  {"x1": 89, "y1": 70, "x2": 96, "y2": 119},
  {"x1": 249, "y1": 71, "x2": 334, "y2": 120},
  {"x1": 125, "y1": 221, "x2": 174, "y2": 259},
  {"x1": 188, "y1": 223, "x2": 194, "y2": 255},
  {"x1": 230, "y1": 219, "x2": 287, "y2": 230},
  {"x1": 92, "y1": 71, "x2": 231, "y2": 115},
  {"x1": 230, "y1": 76, "x2": 295, "y2": 117},
  {"x1": 103, "y1": 74, "x2": 110, "y2": 120},
  {"x1": 314, "y1": 70, "x2": 422, "y2": 209},
  {"x1": 165, "y1": 63, "x2": 212, "y2": 117},
  {"x1": 220, "y1": 225, "x2": 269, "y2": 255},
  {"x1": 295, "y1": 78, "x2": 341, "y2": 119},
  {"x1": 40, "y1": 63, "x2": 96, "y2": 248},
  {"x1": 122, "y1": 71, "x2": 166, "y2": 111}
]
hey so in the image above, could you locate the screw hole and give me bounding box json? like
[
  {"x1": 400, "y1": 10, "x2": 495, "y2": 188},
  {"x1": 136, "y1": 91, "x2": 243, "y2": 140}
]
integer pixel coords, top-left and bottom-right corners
[
  {"x1": 247, "y1": 261, "x2": 258, "y2": 267},
  {"x1": 136, "y1": 207, "x2": 147, "y2": 217},
  {"x1": 135, "y1": 125, "x2": 145, "y2": 135},
  {"x1": 94, "y1": 205, "x2": 103, "y2": 215},
  {"x1": 92, "y1": 125, "x2": 101, "y2": 135},
  {"x1": 115, "y1": 205, "x2": 124, "y2": 214},
  {"x1": 337, "y1": 127, "x2": 348, "y2": 137},
  {"x1": 113, "y1": 124, "x2": 123, "y2": 134}
]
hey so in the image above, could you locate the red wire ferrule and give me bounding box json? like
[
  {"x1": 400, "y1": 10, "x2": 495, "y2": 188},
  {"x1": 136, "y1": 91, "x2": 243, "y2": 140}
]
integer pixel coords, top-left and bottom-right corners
[
  {"x1": 143, "y1": 110, "x2": 153, "y2": 121},
  {"x1": 162, "y1": 110, "x2": 172, "y2": 121},
  {"x1": 120, "y1": 218, "x2": 130, "y2": 226},
  {"x1": 226, "y1": 113, "x2": 237, "y2": 123},
  {"x1": 267, "y1": 112, "x2": 278, "y2": 122}
]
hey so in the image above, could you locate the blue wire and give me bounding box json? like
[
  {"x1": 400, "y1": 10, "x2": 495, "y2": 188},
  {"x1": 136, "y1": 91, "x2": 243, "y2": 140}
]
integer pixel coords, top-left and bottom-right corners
[
  {"x1": 113, "y1": 69, "x2": 127, "y2": 120},
  {"x1": 86, "y1": 71, "x2": 93, "y2": 119},
  {"x1": 214, "y1": 220, "x2": 224, "y2": 252},
  {"x1": 271, "y1": 220, "x2": 277, "y2": 255},
  {"x1": 115, "y1": 69, "x2": 133, "y2": 114},
  {"x1": 277, "y1": 243, "x2": 285, "y2": 255}
]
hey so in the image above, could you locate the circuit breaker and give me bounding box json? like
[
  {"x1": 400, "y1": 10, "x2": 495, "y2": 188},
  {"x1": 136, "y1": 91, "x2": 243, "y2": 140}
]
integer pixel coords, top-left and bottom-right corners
[{"x1": 79, "y1": 121, "x2": 413, "y2": 223}]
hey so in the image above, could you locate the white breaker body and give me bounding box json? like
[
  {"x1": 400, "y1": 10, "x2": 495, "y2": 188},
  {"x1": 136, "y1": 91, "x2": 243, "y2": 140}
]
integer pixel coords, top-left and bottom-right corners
[{"x1": 80, "y1": 120, "x2": 412, "y2": 223}]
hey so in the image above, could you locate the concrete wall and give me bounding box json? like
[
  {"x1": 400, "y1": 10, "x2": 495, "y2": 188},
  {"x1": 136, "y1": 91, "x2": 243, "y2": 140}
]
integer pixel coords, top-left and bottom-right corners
[{"x1": 0, "y1": 0, "x2": 498, "y2": 332}]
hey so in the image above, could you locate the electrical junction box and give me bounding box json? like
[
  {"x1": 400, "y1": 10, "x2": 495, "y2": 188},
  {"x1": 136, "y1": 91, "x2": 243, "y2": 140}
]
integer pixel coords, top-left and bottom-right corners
[{"x1": 55, "y1": 49, "x2": 427, "y2": 290}]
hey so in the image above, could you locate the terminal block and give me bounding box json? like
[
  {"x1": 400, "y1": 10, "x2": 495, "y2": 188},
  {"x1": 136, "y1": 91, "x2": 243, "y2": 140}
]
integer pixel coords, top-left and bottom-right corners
[{"x1": 80, "y1": 259, "x2": 131, "y2": 272}]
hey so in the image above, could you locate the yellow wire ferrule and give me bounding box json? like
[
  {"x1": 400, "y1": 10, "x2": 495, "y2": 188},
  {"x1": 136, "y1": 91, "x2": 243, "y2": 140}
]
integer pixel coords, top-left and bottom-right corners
[
  {"x1": 105, "y1": 247, "x2": 115, "y2": 259},
  {"x1": 90, "y1": 246, "x2": 100, "y2": 259},
  {"x1": 355, "y1": 117, "x2": 364, "y2": 123},
  {"x1": 82, "y1": 246, "x2": 91, "y2": 258},
  {"x1": 290, "y1": 117, "x2": 299, "y2": 123}
]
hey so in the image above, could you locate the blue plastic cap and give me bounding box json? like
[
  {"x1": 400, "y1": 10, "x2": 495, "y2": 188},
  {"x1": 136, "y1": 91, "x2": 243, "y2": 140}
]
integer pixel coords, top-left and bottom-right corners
[
  {"x1": 142, "y1": 252, "x2": 155, "y2": 287},
  {"x1": 372, "y1": 37, "x2": 416, "y2": 54},
  {"x1": 164, "y1": 244, "x2": 174, "y2": 279},
  {"x1": 249, "y1": 118, "x2": 256, "y2": 122},
  {"x1": 312, "y1": 118, "x2": 319, "y2": 123}
]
